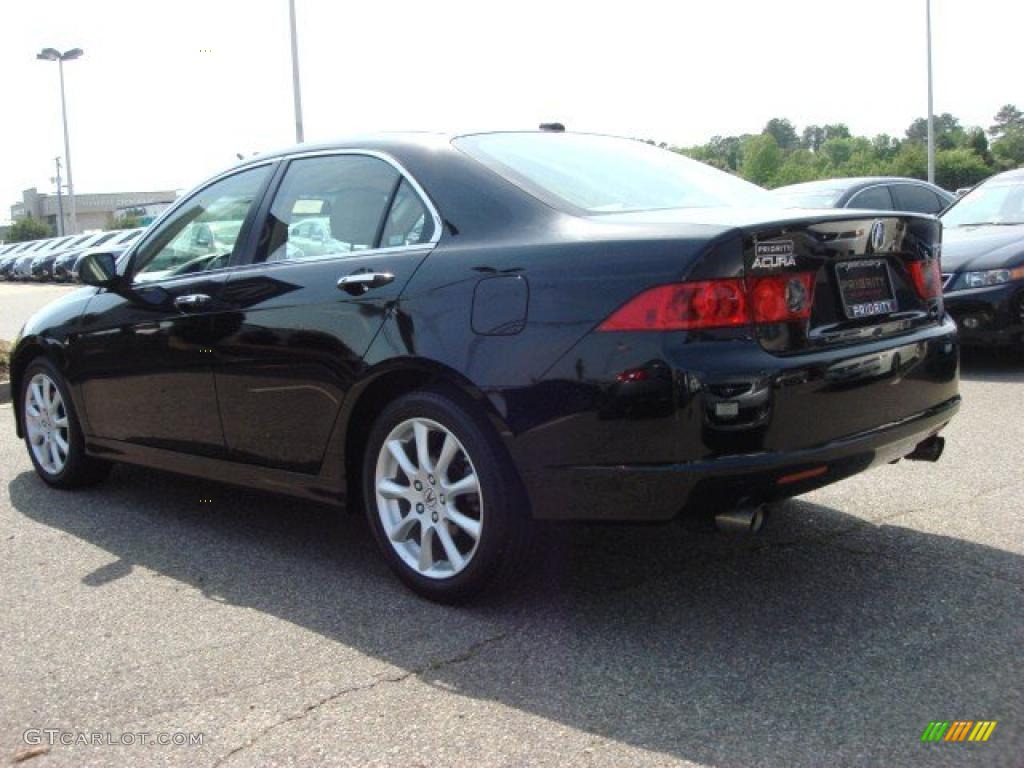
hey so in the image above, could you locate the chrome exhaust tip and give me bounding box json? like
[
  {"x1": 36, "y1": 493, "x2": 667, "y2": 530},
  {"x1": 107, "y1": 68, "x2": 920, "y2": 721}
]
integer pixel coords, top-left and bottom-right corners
[
  {"x1": 905, "y1": 435, "x2": 945, "y2": 463},
  {"x1": 714, "y1": 503, "x2": 766, "y2": 535}
]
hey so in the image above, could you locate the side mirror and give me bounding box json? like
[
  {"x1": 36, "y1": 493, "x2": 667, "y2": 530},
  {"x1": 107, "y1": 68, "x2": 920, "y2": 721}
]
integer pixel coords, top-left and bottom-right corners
[{"x1": 78, "y1": 251, "x2": 119, "y2": 287}]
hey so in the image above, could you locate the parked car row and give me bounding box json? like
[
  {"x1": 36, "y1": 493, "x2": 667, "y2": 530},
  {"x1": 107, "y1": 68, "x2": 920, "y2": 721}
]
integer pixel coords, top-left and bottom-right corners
[{"x1": 0, "y1": 228, "x2": 144, "y2": 283}]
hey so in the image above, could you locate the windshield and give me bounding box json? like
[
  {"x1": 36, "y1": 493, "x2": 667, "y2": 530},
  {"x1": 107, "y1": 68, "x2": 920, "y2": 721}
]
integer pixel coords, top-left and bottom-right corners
[
  {"x1": 942, "y1": 177, "x2": 1024, "y2": 227},
  {"x1": 454, "y1": 132, "x2": 773, "y2": 213}
]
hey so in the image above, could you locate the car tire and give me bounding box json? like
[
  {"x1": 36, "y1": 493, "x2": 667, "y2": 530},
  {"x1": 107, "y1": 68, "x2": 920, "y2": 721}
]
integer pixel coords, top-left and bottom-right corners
[
  {"x1": 362, "y1": 388, "x2": 532, "y2": 603},
  {"x1": 20, "y1": 357, "x2": 111, "y2": 489}
]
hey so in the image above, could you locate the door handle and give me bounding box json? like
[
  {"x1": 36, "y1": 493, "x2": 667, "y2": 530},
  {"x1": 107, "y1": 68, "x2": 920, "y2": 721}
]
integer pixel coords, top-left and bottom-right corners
[
  {"x1": 336, "y1": 271, "x2": 395, "y2": 295},
  {"x1": 174, "y1": 293, "x2": 213, "y2": 312}
]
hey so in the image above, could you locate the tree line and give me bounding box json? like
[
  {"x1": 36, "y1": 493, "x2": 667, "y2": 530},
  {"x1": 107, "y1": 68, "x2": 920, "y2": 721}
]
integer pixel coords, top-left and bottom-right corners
[{"x1": 674, "y1": 104, "x2": 1024, "y2": 191}]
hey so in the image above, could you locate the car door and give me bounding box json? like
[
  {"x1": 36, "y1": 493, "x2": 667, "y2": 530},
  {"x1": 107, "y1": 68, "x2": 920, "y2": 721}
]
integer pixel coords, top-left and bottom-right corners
[
  {"x1": 213, "y1": 152, "x2": 440, "y2": 473},
  {"x1": 74, "y1": 163, "x2": 273, "y2": 455}
]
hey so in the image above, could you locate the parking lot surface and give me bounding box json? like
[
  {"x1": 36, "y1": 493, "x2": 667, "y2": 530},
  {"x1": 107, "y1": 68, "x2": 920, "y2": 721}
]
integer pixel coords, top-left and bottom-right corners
[
  {"x1": 0, "y1": 283, "x2": 77, "y2": 344},
  {"x1": 1, "y1": 339, "x2": 1021, "y2": 766}
]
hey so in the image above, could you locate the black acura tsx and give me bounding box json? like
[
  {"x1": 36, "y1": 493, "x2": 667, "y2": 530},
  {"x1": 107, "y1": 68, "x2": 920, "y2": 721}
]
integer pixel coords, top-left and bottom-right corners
[{"x1": 10, "y1": 131, "x2": 960, "y2": 601}]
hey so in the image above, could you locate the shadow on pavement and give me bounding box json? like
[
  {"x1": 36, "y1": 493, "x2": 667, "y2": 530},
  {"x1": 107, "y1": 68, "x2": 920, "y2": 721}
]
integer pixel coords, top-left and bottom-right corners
[{"x1": 8, "y1": 465, "x2": 1022, "y2": 767}]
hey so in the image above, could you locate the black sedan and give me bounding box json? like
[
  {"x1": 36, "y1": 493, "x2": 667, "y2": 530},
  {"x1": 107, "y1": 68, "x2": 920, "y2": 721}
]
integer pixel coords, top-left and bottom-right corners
[
  {"x1": 10, "y1": 131, "x2": 960, "y2": 601},
  {"x1": 940, "y1": 168, "x2": 1024, "y2": 348},
  {"x1": 772, "y1": 176, "x2": 955, "y2": 215}
]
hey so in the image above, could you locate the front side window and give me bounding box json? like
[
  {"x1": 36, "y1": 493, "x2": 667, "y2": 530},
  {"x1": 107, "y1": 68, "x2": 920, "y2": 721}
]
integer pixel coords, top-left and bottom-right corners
[
  {"x1": 260, "y1": 155, "x2": 404, "y2": 263},
  {"x1": 455, "y1": 132, "x2": 774, "y2": 213},
  {"x1": 133, "y1": 165, "x2": 270, "y2": 282}
]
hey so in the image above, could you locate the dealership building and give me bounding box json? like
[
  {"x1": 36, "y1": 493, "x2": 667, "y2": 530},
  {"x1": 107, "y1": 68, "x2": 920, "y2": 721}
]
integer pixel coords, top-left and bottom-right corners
[{"x1": 11, "y1": 187, "x2": 179, "y2": 234}]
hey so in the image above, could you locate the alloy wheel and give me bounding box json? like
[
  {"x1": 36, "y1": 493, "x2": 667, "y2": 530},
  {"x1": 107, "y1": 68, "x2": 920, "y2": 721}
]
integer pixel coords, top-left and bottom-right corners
[
  {"x1": 374, "y1": 417, "x2": 483, "y2": 579},
  {"x1": 24, "y1": 372, "x2": 71, "y2": 475}
]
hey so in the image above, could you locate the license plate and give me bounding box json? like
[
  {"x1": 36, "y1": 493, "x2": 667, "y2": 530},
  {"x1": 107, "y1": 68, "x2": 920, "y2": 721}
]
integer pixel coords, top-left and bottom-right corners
[{"x1": 835, "y1": 260, "x2": 898, "y2": 319}]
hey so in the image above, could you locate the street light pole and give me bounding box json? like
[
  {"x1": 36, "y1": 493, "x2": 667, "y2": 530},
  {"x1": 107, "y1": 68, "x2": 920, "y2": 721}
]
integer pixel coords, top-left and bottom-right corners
[
  {"x1": 288, "y1": 0, "x2": 305, "y2": 143},
  {"x1": 56, "y1": 57, "x2": 78, "y2": 234},
  {"x1": 926, "y1": 0, "x2": 935, "y2": 184},
  {"x1": 52, "y1": 157, "x2": 65, "y2": 236},
  {"x1": 37, "y1": 47, "x2": 83, "y2": 234}
]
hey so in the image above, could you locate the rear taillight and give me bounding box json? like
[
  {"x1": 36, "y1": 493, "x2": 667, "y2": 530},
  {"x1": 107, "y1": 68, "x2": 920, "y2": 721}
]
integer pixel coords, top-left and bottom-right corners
[
  {"x1": 597, "y1": 280, "x2": 748, "y2": 331},
  {"x1": 908, "y1": 259, "x2": 942, "y2": 301},
  {"x1": 747, "y1": 273, "x2": 815, "y2": 323},
  {"x1": 598, "y1": 274, "x2": 816, "y2": 332}
]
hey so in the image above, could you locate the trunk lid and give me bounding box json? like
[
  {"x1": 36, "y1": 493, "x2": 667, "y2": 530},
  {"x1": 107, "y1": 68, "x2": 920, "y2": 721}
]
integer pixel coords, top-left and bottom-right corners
[{"x1": 599, "y1": 207, "x2": 944, "y2": 353}]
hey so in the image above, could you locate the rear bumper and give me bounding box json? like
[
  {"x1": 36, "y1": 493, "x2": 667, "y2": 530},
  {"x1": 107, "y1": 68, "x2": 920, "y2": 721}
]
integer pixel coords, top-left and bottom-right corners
[
  {"x1": 522, "y1": 396, "x2": 958, "y2": 521},
  {"x1": 509, "y1": 317, "x2": 960, "y2": 521},
  {"x1": 944, "y1": 281, "x2": 1024, "y2": 347}
]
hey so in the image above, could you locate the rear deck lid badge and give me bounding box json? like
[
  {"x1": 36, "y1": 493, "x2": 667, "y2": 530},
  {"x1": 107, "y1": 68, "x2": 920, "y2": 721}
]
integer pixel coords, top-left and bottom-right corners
[{"x1": 753, "y1": 241, "x2": 796, "y2": 269}]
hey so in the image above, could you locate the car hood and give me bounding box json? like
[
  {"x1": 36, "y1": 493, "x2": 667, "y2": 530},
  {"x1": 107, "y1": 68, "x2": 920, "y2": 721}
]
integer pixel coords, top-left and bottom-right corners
[{"x1": 940, "y1": 224, "x2": 1024, "y2": 272}]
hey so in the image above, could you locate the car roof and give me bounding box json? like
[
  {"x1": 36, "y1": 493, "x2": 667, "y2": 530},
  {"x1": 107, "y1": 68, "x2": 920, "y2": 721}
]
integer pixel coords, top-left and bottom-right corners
[{"x1": 774, "y1": 177, "x2": 948, "y2": 194}]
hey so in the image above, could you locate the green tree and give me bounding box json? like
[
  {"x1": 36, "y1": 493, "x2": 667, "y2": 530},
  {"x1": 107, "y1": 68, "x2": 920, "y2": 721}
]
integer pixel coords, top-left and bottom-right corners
[
  {"x1": 890, "y1": 141, "x2": 928, "y2": 179},
  {"x1": 992, "y1": 127, "x2": 1024, "y2": 170},
  {"x1": 6, "y1": 217, "x2": 52, "y2": 243},
  {"x1": 740, "y1": 134, "x2": 781, "y2": 186},
  {"x1": 823, "y1": 123, "x2": 851, "y2": 141},
  {"x1": 109, "y1": 215, "x2": 142, "y2": 230},
  {"x1": 935, "y1": 148, "x2": 993, "y2": 189},
  {"x1": 801, "y1": 125, "x2": 826, "y2": 152},
  {"x1": 988, "y1": 104, "x2": 1024, "y2": 138},
  {"x1": 763, "y1": 118, "x2": 800, "y2": 150}
]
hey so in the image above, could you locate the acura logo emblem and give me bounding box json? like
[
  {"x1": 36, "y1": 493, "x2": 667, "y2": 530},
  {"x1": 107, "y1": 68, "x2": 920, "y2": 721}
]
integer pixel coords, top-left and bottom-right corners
[{"x1": 870, "y1": 220, "x2": 886, "y2": 251}]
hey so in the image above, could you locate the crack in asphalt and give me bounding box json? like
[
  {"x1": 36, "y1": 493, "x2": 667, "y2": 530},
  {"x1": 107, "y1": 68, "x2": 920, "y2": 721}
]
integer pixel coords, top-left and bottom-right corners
[{"x1": 211, "y1": 629, "x2": 513, "y2": 767}]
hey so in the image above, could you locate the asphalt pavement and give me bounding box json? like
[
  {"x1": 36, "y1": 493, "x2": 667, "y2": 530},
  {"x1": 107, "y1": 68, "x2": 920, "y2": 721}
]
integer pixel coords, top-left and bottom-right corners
[
  {"x1": 0, "y1": 283, "x2": 77, "y2": 345},
  {"x1": 0, "y1": 296, "x2": 1021, "y2": 765}
]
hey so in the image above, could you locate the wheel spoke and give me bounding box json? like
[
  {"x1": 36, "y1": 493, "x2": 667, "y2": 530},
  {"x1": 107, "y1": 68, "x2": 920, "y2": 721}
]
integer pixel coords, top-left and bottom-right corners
[
  {"x1": 446, "y1": 473, "x2": 479, "y2": 498},
  {"x1": 377, "y1": 479, "x2": 411, "y2": 500},
  {"x1": 418, "y1": 526, "x2": 436, "y2": 571},
  {"x1": 26, "y1": 403, "x2": 41, "y2": 419},
  {"x1": 54, "y1": 415, "x2": 68, "y2": 428},
  {"x1": 435, "y1": 525, "x2": 465, "y2": 571},
  {"x1": 445, "y1": 507, "x2": 482, "y2": 540},
  {"x1": 413, "y1": 421, "x2": 432, "y2": 474},
  {"x1": 54, "y1": 432, "x2": 69, "y2": 455},
  {"x1": 387, "y1": 513, "x2": 418, "y2": 542},
  {"x1": 30, "y1": 381, "x2": 45, "y2": 411},
  {"x1": 435, "y1": 433, "x2": 458, "y2": 480},
  {"x1": 49, "y1": 441, "x2": 61, "y2": 470},
  {"x1": 387, "y1": 440, "x2": 418, "y2": 480}
]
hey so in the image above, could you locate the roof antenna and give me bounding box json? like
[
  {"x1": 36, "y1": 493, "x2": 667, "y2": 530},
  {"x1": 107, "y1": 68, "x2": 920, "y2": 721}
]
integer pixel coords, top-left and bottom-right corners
[{"x1": 539, "y1": 122, "x2": 565, "y2": 132}]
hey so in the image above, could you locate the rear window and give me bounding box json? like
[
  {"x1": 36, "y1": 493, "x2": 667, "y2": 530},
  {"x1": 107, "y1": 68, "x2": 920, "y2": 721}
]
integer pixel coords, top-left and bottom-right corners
[{"x1": 454, "y1": 133, "x2": 773, "y2": 213}]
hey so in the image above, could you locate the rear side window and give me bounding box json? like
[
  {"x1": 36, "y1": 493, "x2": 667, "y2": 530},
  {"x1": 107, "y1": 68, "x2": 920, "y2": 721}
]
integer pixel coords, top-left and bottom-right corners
[
  {"x1": 892, "y1": 184, "x2": 944, "y2": 214},
  {"x1": 259, "y1": 154, "x2": 406, "y2": 263},
  {"x1": 847, "y1": 186, "x2": 894, "y2": 210},
  {"x1": 380, "y1": 180, "x2": 434, "y2": 247}
]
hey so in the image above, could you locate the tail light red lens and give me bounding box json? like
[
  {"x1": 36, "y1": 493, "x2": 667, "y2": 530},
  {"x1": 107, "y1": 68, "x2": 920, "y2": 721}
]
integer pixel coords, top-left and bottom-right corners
[
  {"x1": 908, "y1": 259, "x2": 942, "y2": 301},
  {"x1": 747, "y1": 273, "x2": 815, "y2": 323},
  {"x1": 598, "y1": 279, "x2": 748, "y2": 331},
  {"x1": 599, "y1": 274, "x2": 816, "y2": 332}
]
